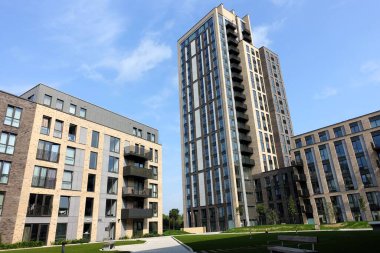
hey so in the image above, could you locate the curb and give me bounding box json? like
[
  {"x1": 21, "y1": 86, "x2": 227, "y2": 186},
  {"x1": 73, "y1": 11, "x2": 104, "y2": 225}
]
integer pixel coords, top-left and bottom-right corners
[{"x1": 171, "y1": 236, "x2": 194, "y2": 252}]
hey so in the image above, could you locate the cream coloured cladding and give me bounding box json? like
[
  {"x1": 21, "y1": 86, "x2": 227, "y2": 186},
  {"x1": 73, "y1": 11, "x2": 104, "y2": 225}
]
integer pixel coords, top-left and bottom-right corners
[{"x1": 13, "y1": 103, "x2": 162, "y2": 245}]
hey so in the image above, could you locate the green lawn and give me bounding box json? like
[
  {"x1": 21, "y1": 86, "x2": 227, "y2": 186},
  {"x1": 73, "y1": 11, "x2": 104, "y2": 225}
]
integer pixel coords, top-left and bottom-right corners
[
  {"x1": 223, "y1": 221, "x2": 370, "y2": 233},
  {"x1": 163, "y1": 230, "x2": 191, "y2": 236},
  {"x1": 175, "y1": 231, "x2": 380, "y2": 253},
  {"x1": 0, "y1": 240, "x2": 144, "y2": 253}
]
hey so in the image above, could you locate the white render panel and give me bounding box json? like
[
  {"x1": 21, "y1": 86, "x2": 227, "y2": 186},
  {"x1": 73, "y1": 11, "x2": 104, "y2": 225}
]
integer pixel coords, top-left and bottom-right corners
[
  {"x1": 192, "y1": 56, "x2": 198, "y2": 81},
  {"x1": 196, "y1": 139, "x2": 203, "y2": 171},
  {"x1": 193, "y1": 81, "x2": 199, "y2": 108},
  {"x1": 191, "y1": 40, "x2": 196, "y2": 57},
  {"x1": 198, "y1": 172, "x2": 206, "y2": 206},
  {"x1": 195, "y1": 109, "x2": 201, "y2": 139}
]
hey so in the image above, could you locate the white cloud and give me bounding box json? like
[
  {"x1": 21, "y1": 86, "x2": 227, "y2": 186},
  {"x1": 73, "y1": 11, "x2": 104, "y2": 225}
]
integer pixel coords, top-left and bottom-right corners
[
  {"x1": 252, "y1": 19, "x2": 285, "y2": 47},
  {"x1": 116, "y1": 39, "x2": 172, "y2": 82},
  {"x1": 313, "y1": 87, "x2": 338, "y2": 100},
  {"x1": 361, "y1": 61, "x2": 380, "y2": 84},
  {"x1": 48, "y1": 0, "x2": 123, "y2": 49},
  {"x1": 143, "y1": 75, "x2": 178, "y2": 110}
]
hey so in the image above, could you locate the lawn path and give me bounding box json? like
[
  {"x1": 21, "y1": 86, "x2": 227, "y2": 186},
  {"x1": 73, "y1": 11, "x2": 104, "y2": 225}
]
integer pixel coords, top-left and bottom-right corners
[{"x1": 116, "y1": 236, "x2": 190, "y2": 252}]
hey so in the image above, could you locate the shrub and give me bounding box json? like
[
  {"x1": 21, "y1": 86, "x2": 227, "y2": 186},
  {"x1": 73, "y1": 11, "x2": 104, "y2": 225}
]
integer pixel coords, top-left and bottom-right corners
[
  {"x1": 52, "y1": 238, "x2": 89, "y2": 245},
  {"x1": 0, "y1": 241, "x2": 44, "y2": 249},
  {"x1": 142, "y1": 232, "x2": 161, "y2": 238}
]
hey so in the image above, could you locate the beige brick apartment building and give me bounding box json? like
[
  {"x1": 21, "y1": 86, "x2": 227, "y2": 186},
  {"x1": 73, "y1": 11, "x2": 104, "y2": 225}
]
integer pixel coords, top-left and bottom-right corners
[{"x1": 0, "y1": 84, "x2": 162, "y2": 245}]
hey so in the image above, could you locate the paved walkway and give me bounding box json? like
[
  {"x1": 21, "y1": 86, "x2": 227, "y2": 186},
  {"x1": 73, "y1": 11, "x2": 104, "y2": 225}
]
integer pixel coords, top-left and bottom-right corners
[{"x1": 116, "y1": 236, "x2": 191, "y2": 252}]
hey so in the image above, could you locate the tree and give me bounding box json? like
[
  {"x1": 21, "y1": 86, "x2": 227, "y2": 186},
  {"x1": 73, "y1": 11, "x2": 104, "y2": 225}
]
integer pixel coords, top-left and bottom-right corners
[
  {"x1": 287, "y1": 196, "x2": 297, "y2": 224},
  {"x1": 359, "y1": 196, "x2": 367, "y2": 221},
  {"x1": 169, "y1": 208, "x2": 180, "y2": 230},
  {"x1": 267, "y1": 209, "x2": 279, "y2": 225},
  {"x1": 256, "y1": 204, "x2": 266, "y2": 225}
]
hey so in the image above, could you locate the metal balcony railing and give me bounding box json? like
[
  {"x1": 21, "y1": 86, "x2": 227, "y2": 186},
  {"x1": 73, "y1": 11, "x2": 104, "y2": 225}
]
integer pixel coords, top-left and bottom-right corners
[
  {"x1": 121, "y1": 208, "x2": 154, "y2": 219},
  {"x1": 122, "y1": 187, "x2": 151, "y2": 198},
  {"x1": 124, "y1": 146, "x2": 152, "y2": 160},
  {"x1": 26, "y1": 205, "x2": 52, "y2": 216}
]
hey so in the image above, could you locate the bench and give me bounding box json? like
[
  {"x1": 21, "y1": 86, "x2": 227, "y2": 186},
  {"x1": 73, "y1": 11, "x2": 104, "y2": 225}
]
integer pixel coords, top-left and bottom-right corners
[
  {"x1": 268, "y1": 235, "x2": 318, "y2": 253},
  {"x1": 369, "y1": 221, "x2": 380, "y2": 231}
]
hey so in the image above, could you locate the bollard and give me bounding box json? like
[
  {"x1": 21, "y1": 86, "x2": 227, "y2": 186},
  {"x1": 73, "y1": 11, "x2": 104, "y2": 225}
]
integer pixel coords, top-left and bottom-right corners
[{"x1": 61, "y1": 241, "x2": 66, "y2": 253}]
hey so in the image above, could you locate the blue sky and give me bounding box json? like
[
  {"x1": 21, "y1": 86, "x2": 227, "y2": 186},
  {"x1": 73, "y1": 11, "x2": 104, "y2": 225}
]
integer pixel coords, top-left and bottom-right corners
[{"x1": 0, "y1": 0, "x2": 379, "y2": 214}]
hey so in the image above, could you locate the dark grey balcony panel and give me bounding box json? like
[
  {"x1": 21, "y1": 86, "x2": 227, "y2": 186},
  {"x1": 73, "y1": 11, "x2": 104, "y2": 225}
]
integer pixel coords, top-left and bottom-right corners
[
  {"x1": 122, "y1": 187, "x2": 152, "y2": 198},
  {"x1": 124, "y1": 146, "x2": 152, "y2": 160},
  {"x1": 242, "y1": 157, "x2": 255, "y2": 167},
  {"x1": 233, "y1": 82, "x2": 245, "y2": 92},
  {"x1": 229, "y1": 54, "x2": 241, "y2": 63},
  {"x1": 121, "y1": 208, "x2": 153, "y2": 219},
  {"x1": 227, "y1": 29, "x2": 238, "y2": 38},
  {"x1": 229, "y1": 47, "x2": 240, "y2": 56},
  {"x1": 232, "y1": 73, "x2": 243, "y2": 82},
  {"x1": 236, "y1": 112, "x2": 249, "y2": 122},
  {"x1": 242, "y1": 29, "x2": 251, "y2": 35},
  {"x1": 226, "y1": 22, "x2": 237, "y2": 29},
  {"x1": 237, "y1": 122, "x2": 250, "y2": 133},
  {"x1": 227, "y1": 37, "x2": 238, "y2": 46},
  {"x1": 123, "y1": 166, "x2": 153, "y2": 179},
  {"x1": 240, "y1": 145, "x2": 253, "y2": 155},
  {"x1": 235, "y1": 102, "x2": 247, "y2": 112},
  {"x1": 234, "y1": 92, "x2": 246, "y2": 101},
  {"x1": 239, "y1": 134, "x2": 252, "y2": 143}
]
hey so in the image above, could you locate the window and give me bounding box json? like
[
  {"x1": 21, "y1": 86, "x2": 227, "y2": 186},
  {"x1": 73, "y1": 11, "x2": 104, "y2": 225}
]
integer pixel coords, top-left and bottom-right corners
[
  {"x1": 108, "y1": 156, "x2": 119, "y2": 173},
  {"x1": 69, "y1": 104, "x2": 76, "y2": 114},
  {"x1": 334, "y1": 126, "x2": 345, "y2": 138},
  {"x1": 107, "y1": 177, "x2": 118, "y2": 194},
  {"x1": 295, "y1": 138, "x2": 302, "y2": 148},
  {"x1": 36, "y1": 140, "x2": 60, "y2": 162},
  {"x1": 150, "y1": 165, "x2": 158, "y2": 180},
  {"x1": 110, "y1": 136, "x2": 120, "y2": 153},
  {"x1": 137, "y1": 129, "x2": 142, "y2": 138},
  {"x1": 83, "y1": 223, "x2": 92, "y2": 240},
  {"x1": 0, "y1": 132, "x2": 16, "y2": 155},
  {"x1": 91, "y1": 131, "x2": 99, "y2": 148},
  {"x1": 84, "y1": 198, "x2": 94, "y2": 216},
  {"x1": 87, "y1": 174, "x2": 96, "y2": 192},
  {"x1": 79, "y1": 108, "x2": 87, "y2": 118},
  {"x1": 150, "y1": 184, "x2": 158, "y2": 198},
  {"x1": 305, "y1": 135, "x2": 314, "y2": 145},
  {"x1": 350, "y1": 121, "x2": 362, "y2": 133},
  {"x1": 370, "y1": 115, "x2": 380, "y2": 128},
  {"x1": 154, "y1": 149, "x2": 158, "y2": 163},
  {"x1": 318, "y1": 131, "x2": 329, "y2": 142},
  {"x1": 32, "y1": 166, "x2": 56, "y2": 189},
  {"x1": 23, "y1": 224, "x2": 49, "y2": 243},
  {"x1": 89, "y1": 151, "x2": 98, "y2": 169},
  {"x1": 105, "y1": 199, "x2": 117, "y2": 217},
  {"x1": 372, "y1": 131, "x2": 380, "y2": 148},
  {"x1": 62, "y1": 170, "x2": 73, "y2": 190},
  {"x1": 152, "y1": 134, "x2": 156, "y2": 142},
  {"x1": 58, "y1": 196, "x2": 70, "y2": 216},
  {"x1": 65, "y1": 147, "x2": 75, "y2": 165},
  {"x1": 68, "y1": 124, "x2": 77, "y2": 142},
  {"x1": 43, "y1": 95, "x2": 52, "y2": 106},
  {"x1": 147, "y1": 132, "x2": 151, "y2": 141},
  {"x1": 133, "y1": 127, "x2": 137, "y2": 136},
  {"x1": 53, "y1": 120, "x2": 63, "y2": 138},
  {"x1": 0, "y1": 161, "x2": 11, "y2": 184},
  {"x1": 0, "y1": 192, "x2": 4, "y2": 215},
  {"x1": 40, "y1": 116, "x2": 51, "y2": 135},
  {"x1": 27, "y1": 194, "x2": 53, "y2": 216},
  {"x1": 149, "y1": 202, "x2": 158, "y2": 217},
  {"x1": 55, "y1": 223, "x2": 67, "y2": 242},
  {"x1": 27, "y1": 94, "x2": 35, "y2": 101},
  {"x1": 56, "y1": 99, "x2": 64, "y2": 110},
  {"x1": 4, "y1": 106, "x2": 22, "y2": 127}
]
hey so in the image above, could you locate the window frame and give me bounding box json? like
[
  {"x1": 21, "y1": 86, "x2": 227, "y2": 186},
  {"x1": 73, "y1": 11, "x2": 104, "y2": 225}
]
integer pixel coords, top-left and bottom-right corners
[
  {"x1": 36, "y1": 140, "x2": 60, "y2": 163},
  {"x1": 62, "y1": 170, "x2": 73, "y2": 190},
  {"x1": 56, "y1": 99, "x2": 64, "y2": 110},
  {"x1": 4, "y1": 105, "x2": 22, "y2": 128},
  {"x1": 0, "y1": 132, "x2": 16, "y2": 155},
  {"x1": 89, "y1": 151, "x2": 98, "y2": 169},
  {"x1": 65, "y1": 147, "x2": 76, "y2": 165},
  {"x1": 0, "y1": 161, "x2": 11, "y2": 184},
  {"x1": 31, "y1": 166, "x2": 56, "y2": 189},
  {"x1": 79, "y1": 108, "x2": 87, "y2": 118},
  {"x1": 69, "y1": 104, "x2": 77, "y2": 115},
  {"x1": 40, "y1": 116, "x2": 51, "y2": 135},
  {"x1": 53, "y1": 120, "x2": 63, "y2": 139},
  {"x1": 43, "y1": 94, "x2": 52, "y2": 106}
]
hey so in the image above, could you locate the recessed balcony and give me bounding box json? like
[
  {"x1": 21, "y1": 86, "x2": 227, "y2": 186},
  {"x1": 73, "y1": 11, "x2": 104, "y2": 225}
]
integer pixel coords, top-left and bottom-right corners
[
  {"x1": 229, "y1": 47, "x2": 240, "y2": 56},
  {"x1": 242, "y1": 157, "x2": 255, "y2": 167},
  {"x1": 239, "y1": 134, "x2": 252, "y2": 144},
  {"x1": 240, "y1": 145, "x2": 253, "y2": 155},
  {"x1": 234, "y1": 92, "x2": 246, "y2": 101},
  {"x1": 238, "y1": 122, "x2": 250, "y2": 133},
  {"x1": 233, "y1": 82, "x2": 245, "y2": 92},
  {"x1": 124, "y1": 146, "x2": 152, "y2": 161},
  {"x1": 232, "y1": 73, "x2": 243, "y2": 82},
  {"x1": 227, "y1": 37, "x2": 238, "y2": 46},
  {"x1": 230, "y1": 63, "x2": 242, "y2": 73},
  {"x1": 371, "y1": 142, "x2": 380, "y2": 153},
  {"x1": 121, "y1": 208, "x2": 153, "y2": 219},
  {"x1": 229, "y1": 54, "x2": 241, "y2": 63},
  {"x1": 291, "y1": 159, "x2": 304, "y2": 167},
  {"x1": 236, "y1": 112, "x2": 249, "y2": 122},
  {"x1": 123, "y1": 165, "x2": 153, "y2": 179},
  {"x1": 227, "y1": 29, "x2": 238, "y2": 38},
  {"x1": 122, "y1": 187, "x2": 152, "y2": 198},
  {"x1": 243, "y1": 33, "x2": 252, "y2": 43},
  {"x1": 226, "y1": 22, "x2": 237, "y2": 30},
  {"x1": 235, "y1": 102, "x2": 247, "y2": 112},
  {"x1": 294, "y1": 174, "x2": 307, "y2": 182}
]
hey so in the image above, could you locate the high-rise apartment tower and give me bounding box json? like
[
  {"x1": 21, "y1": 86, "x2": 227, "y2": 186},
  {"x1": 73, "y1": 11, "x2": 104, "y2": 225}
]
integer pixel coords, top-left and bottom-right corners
[{"x1": 178, "y1": 5, "x2": 293, "y2": 231}]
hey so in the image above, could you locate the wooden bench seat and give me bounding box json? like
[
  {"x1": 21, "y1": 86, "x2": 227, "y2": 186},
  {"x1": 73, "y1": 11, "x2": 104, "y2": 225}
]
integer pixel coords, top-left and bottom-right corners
[{"x1": 267, "y1": 235, "x2": 318, "y2": 253}]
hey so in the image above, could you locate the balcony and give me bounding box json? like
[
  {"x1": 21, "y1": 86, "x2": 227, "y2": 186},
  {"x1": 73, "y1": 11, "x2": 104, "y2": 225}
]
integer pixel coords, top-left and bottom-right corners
[
  {"x1": 229, "y1": 46, "x2": 240, "y2": 56},
  {"x1": 123, "y1": 165, "x2": 153, "y2": 179},
  {"x1": 227, "y1": 29, "x2": 238, "y2": 38},
  {"x1": 233, "y1": 82, "x2": 245, "y2": 92},
  {"x1": 240, "y1": 145, "x2": 253, "y2": 155},
  {"x1": 234, "y1": 92, "x2": 246, "y2": 101},
  {"x1": 242, "y1": 157, "x2": 255, "y2": 167},
  {"x1": 236, "y1": 112, "x2": 249, "y2": 122},
  {"x1": 235, "y1": 102, "x2": 247, "y2": 112},
  {"x1": 232, "y1": 73, "x2": 243, "y2": 82},
  {"x1": 227, "y1": 37, "x2": 238, "y2": 46},
  {"x1": 291, "y1": 159, "x2": 304, "y2": 167},
  {"x1": 294, "y1": 174, "x2": 307, "y2": 182},
  {"x1": 371, "y1": 142, "x2": 380, "y2": 153},
  {"x1": 229, "y1": 54, "x2": 241, "y2": 63},
  {"x1": 26, "y1": 205, "x2": 52, "y2": 217},
  {"x1": 226, "y1": 22, "x2": 237, "y2": 30},
  {"x1": 238, "y1": 122, "x2": 250, "y2": 133},
  {"x1": 239, "y1": 134, "x2": 252, "y2": 144},
  {"x1": 122, "y1": 187, "x2": 152, "y2": 198},
  {"x1": 124, "y1": 146, "x2": 152, "y2": 161},
  {"x1": 121, "y1": 208, "x2": 154, "y2": 219},
  {"x1": 243, "y1": 33, "x2": 252, "y2": 43}
]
